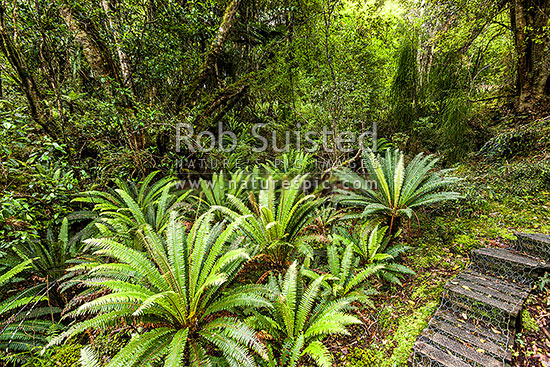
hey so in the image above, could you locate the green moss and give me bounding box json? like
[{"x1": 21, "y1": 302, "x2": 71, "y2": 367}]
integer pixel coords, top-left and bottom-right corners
[
  {"x1": 345, "y1": 302, "x2": 437, "y2": 367},
  {"x1": 521, "y1": 309, "x2": 540, "y2": 333},
  {"x1": 454, "y1": 234, "x2": 481, "y2": 252},
  {"x1": 23, "y1": 342, "x2": 82, "y2": 367},
  {"x1": 380, "y1": 302, "x2": 437, "y2": 367},
  {"x1": 91, "y1": 329, "x2": 132, "y2": 360},
  {"x1": 346, "y1": 347, "x2": 384, "y2": 366}
]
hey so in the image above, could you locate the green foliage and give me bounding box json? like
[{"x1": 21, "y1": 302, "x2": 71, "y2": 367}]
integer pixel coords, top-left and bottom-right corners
[
  {"x1": 382, "y1": 302, "x2": 436, "y2": 367},
  {"x1": 441, "y1": 91, "x2": 472, "y2": 161},
  {"x1": 390, "y1": 36, "x2": 419, "y2": 133},
  {"x1": 21, "y1": 342, "x2": 83, "y2": 367},
  {"x1": 79, "y1": 346, "x2": 101, "y2": 367},
  {"x1": 89, "y1": 329, "x2": 132, "y2": 361},
  {"x1": 0, "y1": 124, "x2": 81, "y2": 250},
  {"x1": 74, "y1": 172, "x2": 191, "y2": 242},
  {"x1": 252, "y1": 262, "x2": 361, "y2": 367},
  {"x1": 1, "y1": 216, "x2": 96, "y2": 310},
  {"x1": 52, "y1": 212, "x2": 270, "y2": 366},
  {"x1": 538, "y1": 272, "x2": 550, "y2": 292},
  {"x1": 479, "y1": 129, "x2": 539, "y2": 161},
  {"x1": 195, "y1": 171, "x2": 250, "y2": 219},
  {"x1": 336, "y1": 149, "x2": 461, "y2": 231},
  {"x1": 8, "y1": 218, "x2": 84, "y2": 281},
  {"x1": 0, "y1": 260, "x2": 55, "y2": 358},
  {"x1": 0, "y1": 0, "x2": 546, "y2": 365},
  {"x1": 302, "y1": 237, "x2": 381, "y2": 305},
  {"x1": 309, "y1": 205, "x2": 344, "y2": 236},
  {"x1": 214, "y1": 176, "x2": 321, "y2": 267},
  {"x1": 262, "y1": 152, "x2": 315, "y2": 180},
  {"x1": 345, "y1": 347, "x2": 383, "y2": 367},
  {"x1": 425, "y1": 53, "x2": 473, "y2": 160},
  {"x1": 333, "y1": 224, "x2": 414, "y2": 285},
  {"x1": 0, "y1": 258, "x2": 33, "y2": 286}
]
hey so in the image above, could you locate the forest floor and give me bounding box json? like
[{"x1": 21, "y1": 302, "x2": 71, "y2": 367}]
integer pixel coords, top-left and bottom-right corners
[
  {"x1": 516, "y1": 289, "x2": 550, "y2": 367},
  {"x1": 332, "y1": 156, "x2": 550, "y2": 366}
]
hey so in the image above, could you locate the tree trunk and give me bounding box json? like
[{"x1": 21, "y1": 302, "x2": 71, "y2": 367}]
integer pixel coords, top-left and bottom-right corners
[
  {"x1": 511, "y1": 0, "x2": 550, "y2": 111},
  {"x1": 58, "y1": 2, "x2": 121, "y2": 86},
  {"x1": 0, "y1": 5, "x2": 61, "y2": 138},
  {"x1": 101, "y1": 0, "x2": 134, "y2": 93},
  {"x1": 176, "y1": 0, "x2": 241, "y2": 110}
]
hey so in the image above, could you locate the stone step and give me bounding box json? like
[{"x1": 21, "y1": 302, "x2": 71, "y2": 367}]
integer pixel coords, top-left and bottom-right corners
[
  {"x1": 514, "y1": 233, "x2": 550, "y2": 262},
  {"x1": 409, "y1": 341, "x2": 472, "y2": 367},
  {"x1": 471, "y1": 247, "x2": 549, "y2": 284},
  {"x1": 435, "y1": 308, "x2": 509, "y2": 348},
  {"x1": 442, "y1": 269, "x2": 531, "y2": 328},
  {"x1": 409, "y1": 309, "x2": 512, "y2": 366}
]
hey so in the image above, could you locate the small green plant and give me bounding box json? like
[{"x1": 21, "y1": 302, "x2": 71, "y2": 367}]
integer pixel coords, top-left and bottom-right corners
[
  {"x1": 5, "y1": 216, "x2": 98, "y2": 307},
  {"x1": 336, "y1": 149, "x2": 461, "y2": 232},
  {"x1": 538, "y1": 272, "x2": 550, "y2": 291},
  {"x1": 253, "y1": 262, "x2": 362, "y2": 367},
  {"x1": 214, "y1": 176, "x2": 321, "y2": 268},
  {"x1": 309, "y1": 205, "x2": 344, "y2": 237},
  {"x1": 334, "y1": 224, "x2": 414, "y2": 285},
  {"x1": 51, "y1": 212, "x2": 271, "y2": 366},
  {"x1": 194, "y1": 171, "x2": 250, "y2": 219},
  {"x1": 302, "y1": 237, "x2": 382, "y2": 306},
  {"x1": 10, "y1": 218, "x2": 84, "y2": 281}
]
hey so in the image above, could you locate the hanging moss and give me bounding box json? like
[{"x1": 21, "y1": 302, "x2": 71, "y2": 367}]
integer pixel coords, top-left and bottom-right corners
[
  {"x1": 390, "y1": 36, "x2": 420, "y2": 133},
  {"x1": 441, "y1": 91, "x2": 472, "y2": 161},
  {"x1": 427, "y1": 53, "x2": 472, "y2": 161}
]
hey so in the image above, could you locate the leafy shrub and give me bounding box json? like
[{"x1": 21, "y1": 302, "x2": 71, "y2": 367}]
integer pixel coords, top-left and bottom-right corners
[
  {"x1": 253, "y1": 262, "x2": 361, "y2": 367},
  {"x1": 52, "y1": 213, "x2": 270, "y2": 366},
  {"x1": 336, "y1": 149, "x2": 461, "y2": 232},
  {"x1": 215, "y1": 175, "x2": 321, "y2": 268},
  {"x1": 479, "y1": 129, "x2": 537, "y2": 161}
]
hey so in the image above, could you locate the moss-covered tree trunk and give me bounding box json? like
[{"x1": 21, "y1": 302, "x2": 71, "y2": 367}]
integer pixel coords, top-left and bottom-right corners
[
  {"x1": 0, "y1": 5, "x2": 61, "y2": 139},
  {"x1": 176, "y1": 0, "x2": 242, "y2": 110},
  {"x1": 58, "y1": 2, "x2": 122, "y2": 87},
  {"x1": 511, "y1": 0, "x2": 550, "y2": 111}
]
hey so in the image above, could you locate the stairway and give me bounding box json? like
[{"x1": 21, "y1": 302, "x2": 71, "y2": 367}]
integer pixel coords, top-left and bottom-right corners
[{"x1": 408, "y1": 233, "x2": 550, "y2": 367}]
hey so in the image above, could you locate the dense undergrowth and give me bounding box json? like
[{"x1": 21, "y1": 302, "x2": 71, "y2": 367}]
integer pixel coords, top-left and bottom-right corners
[
  {"x1": 338, "y1": 126, "x2": 550, "y2": 365},
  {"x1": 1, "y1": 113, "x2": 548, "y2": 366},
  {"x1": 1, "y1": 0, "x2": 549, "y2": 363}
]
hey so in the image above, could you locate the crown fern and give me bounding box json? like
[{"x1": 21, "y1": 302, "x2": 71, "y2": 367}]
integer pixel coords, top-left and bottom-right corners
[
  {"x1": 51, "y1": 213, "x2": 271, "y2": 366},
  {"x1": 214, "y1": 176, "x2": 321, "y2": 268},
  {"x1": 253, "y1": 262, "x2": 361, "y2": 367},
  {"x1": 335, "y1": 149, "x2": 461, "y2": 232},
  {"x1": 73, "y1": 172, "x2": 191, "y2": 241},
  {"x1": 334, "y1": 224, "x2": 415, "y2": 285}
]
